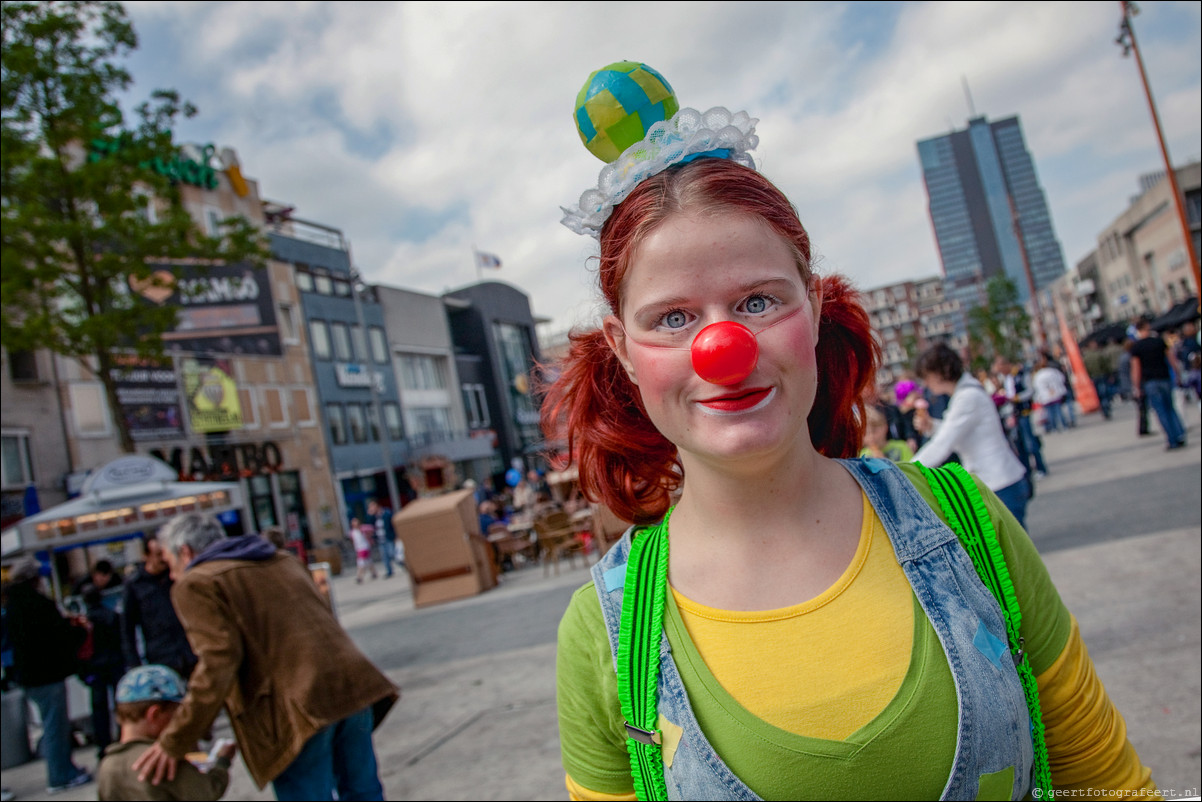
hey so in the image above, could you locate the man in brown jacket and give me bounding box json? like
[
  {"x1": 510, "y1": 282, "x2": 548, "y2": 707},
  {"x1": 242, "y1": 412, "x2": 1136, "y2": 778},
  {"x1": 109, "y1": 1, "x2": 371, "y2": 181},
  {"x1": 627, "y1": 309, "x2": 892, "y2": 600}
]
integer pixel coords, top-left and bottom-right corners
[{"x1": 131, "y1": 513, "x2": 398, "y2": 800}]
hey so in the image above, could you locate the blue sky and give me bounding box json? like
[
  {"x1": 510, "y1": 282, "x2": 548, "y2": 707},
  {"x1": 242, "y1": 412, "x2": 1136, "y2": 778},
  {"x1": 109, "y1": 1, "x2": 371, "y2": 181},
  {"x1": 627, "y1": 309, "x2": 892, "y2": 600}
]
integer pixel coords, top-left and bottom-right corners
[{"x1": 120, "y1": 1, "x2": 1202, "y2": 335}]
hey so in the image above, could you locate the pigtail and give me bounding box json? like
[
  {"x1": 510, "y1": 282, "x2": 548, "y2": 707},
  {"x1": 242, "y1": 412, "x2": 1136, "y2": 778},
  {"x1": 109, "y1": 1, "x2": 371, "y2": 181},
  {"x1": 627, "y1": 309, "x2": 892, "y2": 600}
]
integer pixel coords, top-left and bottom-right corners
[
  {"x1": 809, "y1": 274, "x2": 879, "y2": 458},
  {"x1": 540, "y1": 329, "x2": 679, "y2": 524}
]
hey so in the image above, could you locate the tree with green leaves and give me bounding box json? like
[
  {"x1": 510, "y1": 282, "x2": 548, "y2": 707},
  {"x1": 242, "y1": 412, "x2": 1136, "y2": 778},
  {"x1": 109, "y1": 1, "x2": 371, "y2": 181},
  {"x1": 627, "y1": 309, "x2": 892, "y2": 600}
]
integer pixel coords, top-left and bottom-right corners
[
  {"x1": 2, "y1": 0, "x2": 266, "y2": 452},
  {"x1": 966, "y1": 276, "x2": 1032, "y2": 367}
]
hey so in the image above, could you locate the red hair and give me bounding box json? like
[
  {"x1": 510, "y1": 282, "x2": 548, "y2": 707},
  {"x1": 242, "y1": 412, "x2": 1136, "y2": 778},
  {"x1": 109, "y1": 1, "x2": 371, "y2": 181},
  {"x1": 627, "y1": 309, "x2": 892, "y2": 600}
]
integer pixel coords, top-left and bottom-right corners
[{"x1": 541, "y1": 159, "x2": 879, "y2": 523}]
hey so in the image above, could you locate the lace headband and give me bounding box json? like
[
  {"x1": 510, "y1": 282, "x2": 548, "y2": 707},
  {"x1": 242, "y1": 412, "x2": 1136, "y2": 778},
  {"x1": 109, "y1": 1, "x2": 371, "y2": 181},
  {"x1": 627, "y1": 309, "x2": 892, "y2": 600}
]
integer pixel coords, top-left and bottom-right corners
[{"x1": 560, "y1": 61, "x2": 760, "y2": 238}]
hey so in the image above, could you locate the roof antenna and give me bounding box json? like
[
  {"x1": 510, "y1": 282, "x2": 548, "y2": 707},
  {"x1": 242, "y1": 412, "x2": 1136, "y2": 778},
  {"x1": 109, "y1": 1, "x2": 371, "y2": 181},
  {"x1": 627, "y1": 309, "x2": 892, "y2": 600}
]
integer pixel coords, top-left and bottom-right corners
[{"x1": 961, "y1": 75, "x2": 977, "y2": 120}]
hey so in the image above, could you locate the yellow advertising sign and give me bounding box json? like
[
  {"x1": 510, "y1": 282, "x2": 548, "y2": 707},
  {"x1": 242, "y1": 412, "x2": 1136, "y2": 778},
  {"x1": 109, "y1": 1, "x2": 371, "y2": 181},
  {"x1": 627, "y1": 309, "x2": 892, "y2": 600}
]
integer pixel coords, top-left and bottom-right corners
[{"x1": 182, "y1": 357, "x2": 243, "y2": 433}]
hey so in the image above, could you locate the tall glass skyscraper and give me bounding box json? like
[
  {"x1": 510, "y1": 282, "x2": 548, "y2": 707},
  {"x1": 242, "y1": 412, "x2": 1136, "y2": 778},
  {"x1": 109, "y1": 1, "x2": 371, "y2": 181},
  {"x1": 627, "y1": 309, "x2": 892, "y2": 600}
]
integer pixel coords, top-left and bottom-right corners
[{"x1": 917, "y1": 115, "x2": 1066, "y2": 320}]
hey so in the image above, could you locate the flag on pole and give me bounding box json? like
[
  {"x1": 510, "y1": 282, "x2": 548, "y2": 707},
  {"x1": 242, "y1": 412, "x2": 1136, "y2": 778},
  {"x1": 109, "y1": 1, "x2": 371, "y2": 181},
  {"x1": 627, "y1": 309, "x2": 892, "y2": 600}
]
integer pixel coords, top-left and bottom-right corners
[{"x1": 474, "y1": 250, "x2": 502, "y2": 270}]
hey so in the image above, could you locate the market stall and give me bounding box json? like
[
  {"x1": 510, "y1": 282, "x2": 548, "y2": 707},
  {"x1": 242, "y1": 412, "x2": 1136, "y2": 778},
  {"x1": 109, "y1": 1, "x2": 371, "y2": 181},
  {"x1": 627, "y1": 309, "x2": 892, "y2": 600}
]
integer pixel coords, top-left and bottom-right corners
[{"x1": 1, "y1": 455, "x2": 246, "y2": 601}]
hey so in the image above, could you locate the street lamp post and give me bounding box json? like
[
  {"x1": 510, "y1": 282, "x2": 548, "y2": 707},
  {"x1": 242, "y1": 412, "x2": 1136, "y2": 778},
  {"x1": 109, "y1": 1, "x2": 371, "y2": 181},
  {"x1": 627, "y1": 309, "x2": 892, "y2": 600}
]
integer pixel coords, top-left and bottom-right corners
[
  {"x1": 1117, "y1": 1, "x2": 1202, "y2": 305},
  {"x1": 349, "y1": 268, "x2": 403, "y2": 513}
]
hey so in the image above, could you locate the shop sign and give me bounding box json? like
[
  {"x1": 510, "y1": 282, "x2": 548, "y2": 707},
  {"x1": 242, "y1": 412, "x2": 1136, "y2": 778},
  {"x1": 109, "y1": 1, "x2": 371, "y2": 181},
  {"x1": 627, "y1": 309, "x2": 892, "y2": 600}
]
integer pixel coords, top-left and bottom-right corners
[
  {"x1": 182, "y1": 357, "x2": 243, "y2": 433},
  {"x1": 84, "y1": 455, "x2": 178, "y2": 493},
  {"x1": 110, "y1": 355, "x2": 183, "y2": 441},
  {"x1": 335, "y1": 363, "x2": 385, "y2": 392},
  {"x1": 88, "y1": 136, "x2": 221, "y2": 190},
  {"x1": 149, "y1": 441, "x2": 284, "y2": 482},
  {"x1": 129, "y1": 262, "x2": 281, "y2": 356}
]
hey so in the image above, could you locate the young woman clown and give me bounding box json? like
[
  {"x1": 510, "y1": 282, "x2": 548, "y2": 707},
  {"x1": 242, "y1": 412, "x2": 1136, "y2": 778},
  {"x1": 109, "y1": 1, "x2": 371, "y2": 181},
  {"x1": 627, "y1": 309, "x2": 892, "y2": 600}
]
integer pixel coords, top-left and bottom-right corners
[{"x1": 545, "y1": 62, "x2": 1158, "y2": 801}]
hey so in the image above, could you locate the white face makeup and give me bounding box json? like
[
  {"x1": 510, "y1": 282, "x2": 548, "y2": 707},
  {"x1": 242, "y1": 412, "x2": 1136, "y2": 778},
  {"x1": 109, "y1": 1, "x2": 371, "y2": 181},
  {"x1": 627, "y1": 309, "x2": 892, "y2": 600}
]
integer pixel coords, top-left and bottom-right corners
[{"x1": 603, "y1": 212, "x2": 822, "y2": 467}]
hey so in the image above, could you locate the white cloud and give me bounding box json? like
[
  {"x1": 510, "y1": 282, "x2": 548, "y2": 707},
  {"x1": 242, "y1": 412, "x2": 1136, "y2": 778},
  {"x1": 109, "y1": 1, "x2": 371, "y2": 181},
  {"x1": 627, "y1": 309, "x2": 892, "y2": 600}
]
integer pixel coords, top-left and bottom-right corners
[{"x1": 121, "y1": 0, "x2": 1201, "y2": 334}]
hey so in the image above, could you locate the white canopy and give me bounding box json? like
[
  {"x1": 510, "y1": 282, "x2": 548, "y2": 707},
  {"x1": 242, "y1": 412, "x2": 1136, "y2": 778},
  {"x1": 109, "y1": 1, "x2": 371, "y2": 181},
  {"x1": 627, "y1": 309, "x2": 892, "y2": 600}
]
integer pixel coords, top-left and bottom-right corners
[{"x1": 2, "y1": 455, "x2": 244, "y2": 558}]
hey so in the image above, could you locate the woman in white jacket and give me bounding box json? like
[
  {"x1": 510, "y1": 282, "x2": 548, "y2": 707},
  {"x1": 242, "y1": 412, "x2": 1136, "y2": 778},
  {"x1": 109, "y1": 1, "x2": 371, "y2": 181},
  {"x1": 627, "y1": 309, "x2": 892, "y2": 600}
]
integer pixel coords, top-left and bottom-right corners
[
  {"x1": 1032, "y1": 354, "x2": 1069, "y2": 434},
  {"x1": 913, "y1": 344, "x2": 1031, "y2": 527}
]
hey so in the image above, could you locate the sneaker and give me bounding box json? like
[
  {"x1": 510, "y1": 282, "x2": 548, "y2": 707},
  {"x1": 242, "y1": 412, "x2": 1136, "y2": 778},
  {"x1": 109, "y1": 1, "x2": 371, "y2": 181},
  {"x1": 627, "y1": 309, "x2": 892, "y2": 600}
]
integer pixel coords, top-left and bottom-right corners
[{"x1": 47, "y1": 770, "x2": 92, "y2": 795}]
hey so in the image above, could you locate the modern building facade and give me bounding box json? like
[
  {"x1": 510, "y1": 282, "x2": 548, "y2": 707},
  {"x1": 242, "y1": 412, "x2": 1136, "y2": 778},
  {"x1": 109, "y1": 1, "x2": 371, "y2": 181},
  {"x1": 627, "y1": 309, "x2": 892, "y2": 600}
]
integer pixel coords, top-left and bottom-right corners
[
  {"x1": 1092, "y1": 162, "x2": 1200, "y2": 324},
  {"x1": 1032, "y1": 161, "x2": 1200, "y2": 349},
  {"x1": 375, "y1": 285, "x2": 497, "y2": 491},
  {"x1": 267, "y1": 216, "x2": 413, "y2": 525},
  {"x1": 442, "y1": 282, "x2": 546, "y2": 483},
  {"x1": 917, "y1": 115, "x2": 1068, "y2": 328}
]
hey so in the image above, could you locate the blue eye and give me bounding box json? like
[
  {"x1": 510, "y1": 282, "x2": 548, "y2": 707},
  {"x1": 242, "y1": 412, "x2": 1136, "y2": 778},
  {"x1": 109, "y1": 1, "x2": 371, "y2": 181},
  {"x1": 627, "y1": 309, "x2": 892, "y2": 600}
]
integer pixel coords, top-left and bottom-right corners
[
  {"x1": 663, "y1": 310, "x2": 689, "y2": 329},
  {"x1": 743, "y1": 294, "x2": 776, "y2": 314}
]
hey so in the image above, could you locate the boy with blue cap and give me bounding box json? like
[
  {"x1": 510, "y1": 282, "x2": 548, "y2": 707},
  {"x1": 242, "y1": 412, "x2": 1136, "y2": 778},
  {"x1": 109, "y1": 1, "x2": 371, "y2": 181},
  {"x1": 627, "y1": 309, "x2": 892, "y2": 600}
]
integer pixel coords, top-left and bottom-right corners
[{"x1": 97, "y1": 665, "x2": 237, "y2": 801}]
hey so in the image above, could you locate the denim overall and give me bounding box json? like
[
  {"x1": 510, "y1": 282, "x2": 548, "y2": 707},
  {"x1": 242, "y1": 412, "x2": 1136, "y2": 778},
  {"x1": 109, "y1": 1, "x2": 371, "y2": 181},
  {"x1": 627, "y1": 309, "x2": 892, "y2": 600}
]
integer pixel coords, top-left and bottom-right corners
[{"x1": 591, "y1": 458, "x2": 1034, "y2": 800}]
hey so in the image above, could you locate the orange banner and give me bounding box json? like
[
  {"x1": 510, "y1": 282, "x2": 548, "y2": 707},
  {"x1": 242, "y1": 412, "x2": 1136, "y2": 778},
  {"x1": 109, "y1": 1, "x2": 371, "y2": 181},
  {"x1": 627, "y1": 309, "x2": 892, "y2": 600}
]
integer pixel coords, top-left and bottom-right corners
[{"x1": 1057, "y1": 305, "x2": 1099, "y2": 414}]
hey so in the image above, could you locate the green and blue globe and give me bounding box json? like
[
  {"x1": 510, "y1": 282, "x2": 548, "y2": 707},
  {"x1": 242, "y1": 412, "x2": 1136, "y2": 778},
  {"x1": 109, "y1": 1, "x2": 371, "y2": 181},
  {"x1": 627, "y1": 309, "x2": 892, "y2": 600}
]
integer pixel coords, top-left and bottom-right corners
[{"x1": 574, "y1": 61, "x2": 679, "y2": 163}]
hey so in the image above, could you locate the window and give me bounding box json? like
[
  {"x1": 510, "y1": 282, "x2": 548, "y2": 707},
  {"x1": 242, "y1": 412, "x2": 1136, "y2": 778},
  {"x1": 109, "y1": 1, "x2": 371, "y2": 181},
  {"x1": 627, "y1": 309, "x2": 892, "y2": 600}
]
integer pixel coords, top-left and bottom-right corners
[
  {"x1": 314, "y1": 273, "x2": 333, "y2": 295},
  {"x1": 279, "y1": 304, "x2": 298, "y2": 344},
  {"x1": 291, "y1": 388, "x2": 316, "y2": 426},
  {"x1": 204, "y1": 206, "x2": 223, "y2": 236},
  {"x1": 326, "y1": 403, "x2": 347, "y2": 445},
  {"x1": 295, "y1": 271, "x2": 314, "y2": 293},
  {"x1": 262, "y1": 387, "x2": 289, "y2": 428},
  {"x1": 369, "y1": 327, "x2": 389, "y2": 364},
  {"x1": 333, "y1": 279, "x2": 351, "y2": 297},
  {"x1": 330, "y1": 323, "x2": 352, "y2": 362},
  {"x1": 409, "y1": 406, "x2": 452, "y2": 442},
  {"x1": 351, "y1": 325, "x2": 368, "y2": 363},
  {"x1": 383, "y1": 403, "x2": 403, "y2": 440},
  {"x1": 1, "y1": 432, "x2": 34, "y2": 489},
  {"x1": 365, "y1": 404, "x2": 380, "y2": 441},
  {"x1": 69, "y1": 383, "x2": 111, "y2": 436},
  {"x1": 237, "y1": 387, "x2": 260, "y2": 429},
  {"x1": 8, "y1": 350, "x2": 38, "y2": 382},
  {"x1": 346, "y1": 404, "x2": 366, "y2": 443},
  {"x1": 462, "y1": 383, "x2": 490, "y2": 428},
  {"x1": 309, "y1": 320, "x2": 331, "y2": 360},
  {"x1": 400, "y1": 355, "x2": 446, "y2": 390}
]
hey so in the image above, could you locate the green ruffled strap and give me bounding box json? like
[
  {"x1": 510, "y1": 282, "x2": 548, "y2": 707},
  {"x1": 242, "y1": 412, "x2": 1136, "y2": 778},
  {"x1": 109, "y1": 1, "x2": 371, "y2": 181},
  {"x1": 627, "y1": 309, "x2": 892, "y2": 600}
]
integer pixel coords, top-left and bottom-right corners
[
  {"x1": 616, "y1": 512, "x2": 672, "y2": 801},
  {"x1": 915, "y1": 462, "x2": 1053, "y2": 799}
]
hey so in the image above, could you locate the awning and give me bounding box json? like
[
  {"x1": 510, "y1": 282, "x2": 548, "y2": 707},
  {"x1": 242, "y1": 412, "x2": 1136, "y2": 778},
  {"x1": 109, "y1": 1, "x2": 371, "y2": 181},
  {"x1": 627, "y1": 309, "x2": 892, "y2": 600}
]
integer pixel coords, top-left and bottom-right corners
[
  {"x1": 2, "y1": 456, "x2": 244, "y2": 558},
  {"x1": 1079, "y1": 322, "x2": 1129, "y2": 348},
  {"x1": 1151, "y1": 297, "x2": 1199, "y2": 332}
]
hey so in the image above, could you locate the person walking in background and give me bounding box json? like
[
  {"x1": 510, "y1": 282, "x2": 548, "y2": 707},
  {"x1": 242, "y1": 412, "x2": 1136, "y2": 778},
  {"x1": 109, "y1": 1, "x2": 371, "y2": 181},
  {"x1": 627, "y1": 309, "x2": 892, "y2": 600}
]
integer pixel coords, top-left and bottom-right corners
[
  {"x1": 913, "y1": 344, "x2": 1033, "y2": 527},
  {"x1": 122, "y1": 535, "x2": 197, "y2": 680},
  {"x1": 1082, "y1": 340, "x2": 1118, "y2": 420},
  {"x1": 366, "y1": 500, "x2": 401, "y2": 577},
  {"x1": 5, "y1": 557, "x2": 92, "y2": 794},
  {"x1": 1120, "y1": 338, "x2": 1151, "y2": 435},
  {"x1": 995, "y1": 355, "x2": 1049, "y2": 479},
  {"x1": 348, "y1": 516, "x2": 378, "y2": 583},
  {"x1": 1130, "y1": 316, "x2": 1187, "y2": 450},
  {"x1": 131, "y1": 513, "x2": 398, "y2": 800},
  {"x1": 72, "y1": 559, "x2": 124, "y2": 597},
  {"x1": 1174, "y1": 320, "x2": 1200, "y2": 402},
  {"x1": 80, "y1": 582, "x2": 126, "y2": 759},
  {"x1": 1052, "y1": 346, "x2": 1078, "y2": 428},
  {"x1": 1032, "y1": 353, "x2": 1069, "y2": 434}
]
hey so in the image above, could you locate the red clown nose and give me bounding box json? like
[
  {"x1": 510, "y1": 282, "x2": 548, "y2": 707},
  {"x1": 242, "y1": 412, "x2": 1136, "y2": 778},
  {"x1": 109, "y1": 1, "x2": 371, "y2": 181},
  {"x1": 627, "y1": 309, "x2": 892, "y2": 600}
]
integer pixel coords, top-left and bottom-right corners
[{"x1": 690, "y1": 321, "x2": 759, "y2": 384}]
